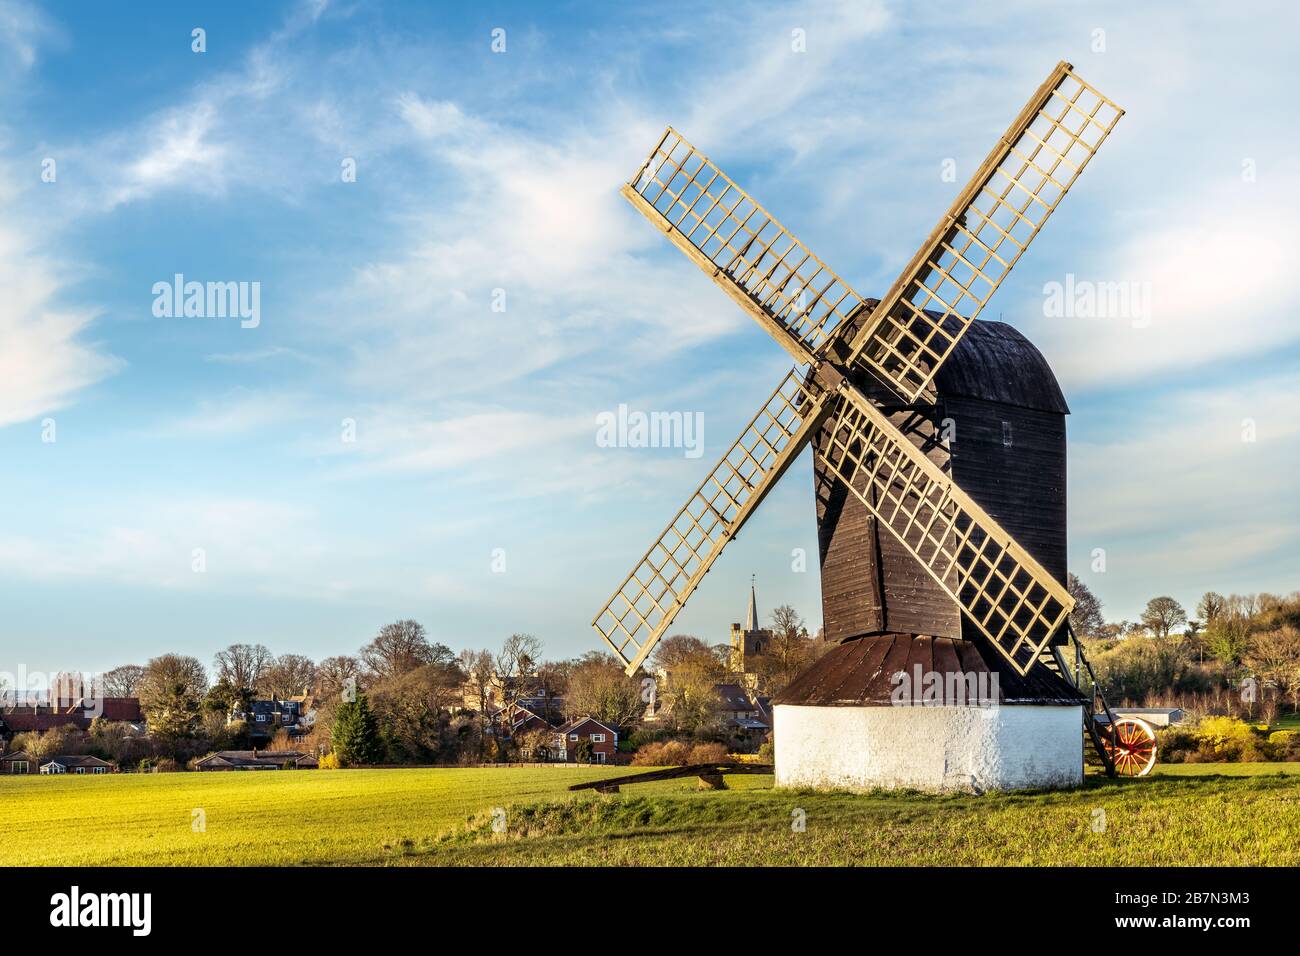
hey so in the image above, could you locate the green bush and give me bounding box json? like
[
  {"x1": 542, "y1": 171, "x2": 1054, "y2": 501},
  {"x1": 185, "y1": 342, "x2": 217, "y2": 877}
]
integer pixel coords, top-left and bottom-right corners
[
  {"x1": 1156, "y1": 726, "x2": 1198, "y2": 763},
  {"x1": 1265, "y1": 730, "x2": 1300, "y2": 761}
]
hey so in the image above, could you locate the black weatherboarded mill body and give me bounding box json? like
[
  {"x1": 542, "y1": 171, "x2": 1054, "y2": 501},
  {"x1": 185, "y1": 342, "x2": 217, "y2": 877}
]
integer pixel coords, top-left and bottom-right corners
[{"x1": 788, "y1": 316, "x2": 1081, "y2": 706}]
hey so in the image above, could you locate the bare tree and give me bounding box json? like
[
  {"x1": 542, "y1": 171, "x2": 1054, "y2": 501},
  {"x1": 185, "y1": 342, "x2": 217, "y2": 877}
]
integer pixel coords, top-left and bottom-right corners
[
  {"x1": 212, "y1": 644, "x2": 273, "y2": 693},
  {"x1": 458, "y1": 648, "x2": 497, "y2": 755},
  {"x1": 565, "y1": 653, "x2": 645, "y2": 730},
  {"x1": 99, "y1": 664, "x2": 146, "y2": 698},
  {"x1": 1197, "y1": 591, "x2": 1228, "y2": 627},
  {"x1": 760, "y1": 605, "x2": 815, "y2": 691},
  {"x1": 1246, "y1": 625, "x2": 1300, "y2": 708},
  {"x1": 1139, "y1": 596, "x2": 1187, "y2": 640},
  {"x1": 495, "y1": 633, "x2": 543, "y2": 720},
  {"x1": 316, "y1": 655, "x2": 360, "y2": 698},
  {"x1": 262, "y1": 654, "x2": 316, "y2": 698},
  {"x1": 651, "y1": 635, "x2": 715, "y2": 671},
  {"x1": 533, "y1": 661, "x2": 569, "y2": 722},
  {"x1": 360, "y1": 620, "x2": 437, "y2": 682},
  {"x1": 1067, "y1": 573, "x2": 1105, "y2": 638}
]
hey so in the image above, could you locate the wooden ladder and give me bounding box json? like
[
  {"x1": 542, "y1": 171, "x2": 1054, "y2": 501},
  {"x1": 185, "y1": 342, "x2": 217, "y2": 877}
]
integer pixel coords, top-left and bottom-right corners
[{"x1": 1038, "y1": 624, "x2": 1117, "y2": 777}]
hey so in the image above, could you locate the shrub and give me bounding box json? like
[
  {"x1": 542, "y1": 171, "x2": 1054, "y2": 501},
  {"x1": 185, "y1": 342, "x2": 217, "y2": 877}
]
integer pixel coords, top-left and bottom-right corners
[
  {"x1": 631, "y1": 740, "x2": 692, "y2": 766},
  {"x1": 757, "y1": 740, "x2": 774, "y2": 763},
  {"x1": 1265, "y1": 730, "x2": 1300, "y2": 761},
  {"x1": 1193, "y1": 715, "x2": 1266, "y2": 761},
  {"x1": 687, "y1": 742, "x2": 729, "y2": 764},
  {"x1": 1196, "y1": 715, "x2": 1256, "y2": 752},
  {"x1": 1156, "y1": 726, "x2": 1198, "y2": 763},
  {"x1": 153, "y1": 757, "x2": 179, "y2": 773},
  {"x1": 318, "y1": 752, "x2": 340, "y2": 770}
]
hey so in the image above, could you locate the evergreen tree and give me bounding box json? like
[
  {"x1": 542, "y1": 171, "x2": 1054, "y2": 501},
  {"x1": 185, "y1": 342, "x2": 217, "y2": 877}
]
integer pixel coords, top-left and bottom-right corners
[{"x1": 331, "y1": 694, "x2": 383, "y2": 765}]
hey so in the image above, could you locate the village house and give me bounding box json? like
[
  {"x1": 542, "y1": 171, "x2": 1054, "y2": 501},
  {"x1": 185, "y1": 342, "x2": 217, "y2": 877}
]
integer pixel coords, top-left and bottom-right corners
[
  {"x1": 229, "y1": 697, "x2": 314, "y2": 741},
  {"x1": 553, "y1": 717, "x2": 619, "y2": 764},
  {"x1": 194, "y1": 750, "x2": 319, "y2": 771},
  {"x1": 714, "y1": 682, "x2": 772, "y2": 752},
  {"x1": 490, "y1": 700, "x2": 558, "y2": 739},
  {"x1": 39, "y1": 755, "x2": 116, "y2": 775},
  {"x1": 0, "y1": 751, "x2": 33, "y2": 774}
]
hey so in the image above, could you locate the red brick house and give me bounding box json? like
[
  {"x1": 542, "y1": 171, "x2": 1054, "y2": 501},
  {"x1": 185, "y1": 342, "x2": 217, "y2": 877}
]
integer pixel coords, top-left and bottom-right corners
[
  {"x1": 554, "y1": 717, "x2": 619, "y2": 764},
  {"x1": 493, "y1": 701, "x2": 556, "y2": 738},
  {"x1": 0, "y1": 751, "x2": 33, "y2": 774}
]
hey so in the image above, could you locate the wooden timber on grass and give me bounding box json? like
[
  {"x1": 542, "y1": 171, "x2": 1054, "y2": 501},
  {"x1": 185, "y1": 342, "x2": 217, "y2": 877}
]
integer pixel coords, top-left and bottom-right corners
[{"x1": 568, "y1": 763, "x2": 775, "y2": 793}]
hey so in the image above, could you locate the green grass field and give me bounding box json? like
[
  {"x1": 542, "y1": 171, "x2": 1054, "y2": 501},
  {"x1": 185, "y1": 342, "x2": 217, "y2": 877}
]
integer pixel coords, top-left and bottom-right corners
[{"x1": 3, "y1": 764, "x2": 1299, "y2": 867}]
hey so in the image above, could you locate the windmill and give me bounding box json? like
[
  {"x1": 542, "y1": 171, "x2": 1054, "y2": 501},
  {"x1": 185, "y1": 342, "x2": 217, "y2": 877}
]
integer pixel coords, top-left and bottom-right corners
[{"x1": 591, "y1": 62, "x2": 1156, "y2": 789}]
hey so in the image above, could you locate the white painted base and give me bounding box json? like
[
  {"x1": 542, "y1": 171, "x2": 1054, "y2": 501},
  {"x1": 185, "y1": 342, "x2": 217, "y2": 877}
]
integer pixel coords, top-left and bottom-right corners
[{"x1": 774, "y1": 703, "x2": 1083, "y2": 793}]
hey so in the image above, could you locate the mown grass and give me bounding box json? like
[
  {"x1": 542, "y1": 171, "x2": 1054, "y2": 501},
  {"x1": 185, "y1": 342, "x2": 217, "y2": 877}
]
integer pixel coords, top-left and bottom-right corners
[
  {"x1": 1153, "y1": 761, "x2": 1300, "y2": 776},
  {"x1": 3, "y1": 763, "x2": 1298, "y2": 867}
]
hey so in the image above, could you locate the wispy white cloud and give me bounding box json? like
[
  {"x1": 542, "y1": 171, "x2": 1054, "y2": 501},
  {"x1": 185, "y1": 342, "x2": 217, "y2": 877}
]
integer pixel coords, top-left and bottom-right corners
[
  {"x1": 7, "y1": 0, "x2": 1298, "y2": 656},
  {"x1": 0, "y1": 0, "x2": 58, "y2": 73},
  {"x1": 0, "y1": 222, "x2": 121, "y2": 426},
  {"x1": 146, "y1": 388, "x2": 312, "y2": 438}
]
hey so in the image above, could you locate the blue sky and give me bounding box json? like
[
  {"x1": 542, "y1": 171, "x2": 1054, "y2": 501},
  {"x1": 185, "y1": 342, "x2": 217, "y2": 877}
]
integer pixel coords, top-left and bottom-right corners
[{"x1": 1, "y1": 0, "x2": 1297, "y2": 675}]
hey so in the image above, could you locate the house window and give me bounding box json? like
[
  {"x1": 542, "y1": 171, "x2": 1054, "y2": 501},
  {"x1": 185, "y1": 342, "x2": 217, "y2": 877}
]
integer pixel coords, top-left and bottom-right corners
[
  {"x1": 569, "y1": 733, "x2": 578, "y2": 741},
  {"x1": 595, "y1": 752, "x2": 606, "y2": 764},
  {"x1": 11, "y1": 761, "x2": 27, "y2": 774},
  {"x1": 591, "y1": 734, "x2": 605, "y2": 743},
  {"x1": 93, "y1": 767, "x2": 108, "y2": 774},
  {"x1": 75, "y1": 767, "x2": 87, "y2": 774}
]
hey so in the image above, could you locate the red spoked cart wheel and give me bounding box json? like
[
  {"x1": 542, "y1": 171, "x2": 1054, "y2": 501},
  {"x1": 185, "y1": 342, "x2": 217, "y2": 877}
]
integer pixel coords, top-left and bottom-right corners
[{"x1": 1104, "y1": 716, "x2": 1158, "y2": 777}]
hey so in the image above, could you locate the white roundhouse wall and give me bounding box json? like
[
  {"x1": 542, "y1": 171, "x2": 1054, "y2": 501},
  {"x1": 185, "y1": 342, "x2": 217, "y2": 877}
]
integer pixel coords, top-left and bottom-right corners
[{"x1": 774, "y1": 703, "x2": 1083, "y2": 793}]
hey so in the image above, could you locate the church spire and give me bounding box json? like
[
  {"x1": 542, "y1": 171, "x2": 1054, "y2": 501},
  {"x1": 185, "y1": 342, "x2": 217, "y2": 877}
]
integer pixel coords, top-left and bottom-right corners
[{"x1": 745, "y1": 575, "x2": 758, "y2": 631}]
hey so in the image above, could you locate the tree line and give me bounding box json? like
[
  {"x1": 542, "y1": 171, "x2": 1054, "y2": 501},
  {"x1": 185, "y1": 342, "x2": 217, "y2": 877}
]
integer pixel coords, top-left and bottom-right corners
[
  {"x1": 17, "y1": 604, "x2": 824, "y2": 769},
  {"x1": 1068, "y1": 575, "x2": 1300, "y2": 719}
]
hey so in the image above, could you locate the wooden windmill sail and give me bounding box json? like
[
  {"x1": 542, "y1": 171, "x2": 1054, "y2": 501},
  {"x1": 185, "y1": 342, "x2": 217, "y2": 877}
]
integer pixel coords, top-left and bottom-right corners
[{"x1": 592, "y1": 62, "x2": 1123, "y2": 685}]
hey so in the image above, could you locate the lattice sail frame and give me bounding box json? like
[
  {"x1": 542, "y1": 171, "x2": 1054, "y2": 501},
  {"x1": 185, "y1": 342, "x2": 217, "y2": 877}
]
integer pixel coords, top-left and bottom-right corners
[
  {"x1": 592, "y1": 371, "x2": 832, "y2": 675},
  {"x1": 817, "y1": 389, "x2": 1073, "y2": 673},
  {"x1": 621, "y1": 128, "x2": 864, "y2": 364},
  {"x1": 844, "y1": 63, "x2": 1124, "y2": 402},
  {"x1": 596, "y1": 61, "x2": 1122, "y2": 677}
]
